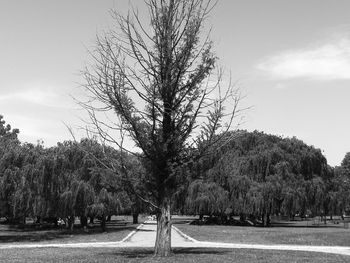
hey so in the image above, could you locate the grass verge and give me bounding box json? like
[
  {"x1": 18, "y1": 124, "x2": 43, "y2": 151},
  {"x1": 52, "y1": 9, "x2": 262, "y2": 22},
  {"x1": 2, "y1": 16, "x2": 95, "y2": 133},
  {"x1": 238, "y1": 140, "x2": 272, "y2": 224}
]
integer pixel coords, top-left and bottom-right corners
[
  {"x1": 175, "y1": 221, "x2": 350, "y2": 246},
  {"x1": 0, "y1": 215, "x2": 146, "y2": 245},
  {"x1": 1, "y1": 247, "x2": 348, "y2": 263}
]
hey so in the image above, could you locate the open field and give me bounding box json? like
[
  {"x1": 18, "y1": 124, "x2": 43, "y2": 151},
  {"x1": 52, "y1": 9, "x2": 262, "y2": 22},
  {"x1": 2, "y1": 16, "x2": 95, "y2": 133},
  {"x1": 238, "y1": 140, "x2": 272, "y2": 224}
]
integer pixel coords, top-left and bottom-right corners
[
  {"x1": 0, "y1": 215, "x2": 146, "y2": 245},
  {"x1": 1, "y1": 247, "x2": 349, "y2": 263},
  {"x1": 175, "y1": 219, "x2": 350, "y2": 246},
  {"x1": 2, "y1": 216, "x2": 350, "y2": 262}
]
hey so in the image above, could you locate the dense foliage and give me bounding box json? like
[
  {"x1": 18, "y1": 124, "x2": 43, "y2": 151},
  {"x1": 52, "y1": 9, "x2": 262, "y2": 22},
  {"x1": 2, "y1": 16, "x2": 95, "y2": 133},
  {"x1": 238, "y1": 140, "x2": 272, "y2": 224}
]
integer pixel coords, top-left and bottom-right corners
[
  {"x1": 185, "y1": 130, "x2": 349, "y2": 226},
  {"x1": 1, "y1": 116, "x2": 350, "y2": 229},
  {"x1": 0, "y1": 116, "x2": 144, "y2": 230}
]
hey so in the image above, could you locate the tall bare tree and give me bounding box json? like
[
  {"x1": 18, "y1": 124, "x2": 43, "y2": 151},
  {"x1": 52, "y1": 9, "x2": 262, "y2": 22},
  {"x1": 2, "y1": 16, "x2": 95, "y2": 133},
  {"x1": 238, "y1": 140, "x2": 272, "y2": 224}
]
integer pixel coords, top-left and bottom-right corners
[{"x1": 82, "y1": 0, "x2": 243, "y2": 256}]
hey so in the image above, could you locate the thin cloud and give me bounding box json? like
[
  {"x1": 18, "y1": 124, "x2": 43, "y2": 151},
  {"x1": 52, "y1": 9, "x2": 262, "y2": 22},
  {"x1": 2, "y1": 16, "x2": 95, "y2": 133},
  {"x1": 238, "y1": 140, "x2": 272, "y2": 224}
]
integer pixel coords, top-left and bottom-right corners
[
  {"x1": 0, "y1": 85, "x2": 74, "y2": 109},
  {"x1": 256, "y1": 38, "x2": 350, "y2": 80}
]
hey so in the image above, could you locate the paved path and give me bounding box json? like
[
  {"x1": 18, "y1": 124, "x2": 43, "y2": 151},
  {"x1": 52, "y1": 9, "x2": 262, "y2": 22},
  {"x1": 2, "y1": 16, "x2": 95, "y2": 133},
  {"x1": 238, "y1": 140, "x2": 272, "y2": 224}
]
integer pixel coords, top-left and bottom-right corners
[
  {"x1": 125, "y1": 221, "x2": 196, "y2": 247},
  {"x1": 1, "y1": 220, "x2": 350, "y2": 257}
]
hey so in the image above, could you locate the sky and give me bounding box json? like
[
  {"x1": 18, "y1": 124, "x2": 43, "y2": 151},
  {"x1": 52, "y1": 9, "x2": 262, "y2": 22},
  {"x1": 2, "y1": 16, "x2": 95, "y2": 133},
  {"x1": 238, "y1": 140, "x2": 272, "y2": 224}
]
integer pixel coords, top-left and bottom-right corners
[{"x1": 1, "y1": 0, "x2": 350, "y2": 166}]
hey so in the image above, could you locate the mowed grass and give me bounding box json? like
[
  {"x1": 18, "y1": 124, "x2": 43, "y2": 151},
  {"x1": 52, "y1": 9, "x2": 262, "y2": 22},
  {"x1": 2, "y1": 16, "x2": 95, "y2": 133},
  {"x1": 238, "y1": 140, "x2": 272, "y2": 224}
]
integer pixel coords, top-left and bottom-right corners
[
  {"x1": 2, "y1": 216, "x2": 350, "y2": 262},
  {"x1": 175, "y1": 219, "x2": 350, "y2": 246},
  {"x1": 0, "y1": 215, "x2": 146, "y2": 245},
  {"x1": 1, "y1": 247, "x2": 349, "y2": 263}
]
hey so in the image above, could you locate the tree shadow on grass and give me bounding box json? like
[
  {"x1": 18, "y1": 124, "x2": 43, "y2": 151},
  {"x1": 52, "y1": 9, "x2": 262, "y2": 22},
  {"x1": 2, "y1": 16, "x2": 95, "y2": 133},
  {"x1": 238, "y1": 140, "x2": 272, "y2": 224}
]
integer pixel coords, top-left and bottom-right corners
[
  {"x1": 135, "y1": 229, "x2": 155, "y2": 232},
  {"x1": 269, "y1": 221, "x2": 344, "y2": 229},
  {"x1": 0, "y1": 232, "x2": 68, "y2": 243},
  {"x1": 101, "y1": 247, "x2": 231, "y2": 259},
  {"x1": 172, "y1": 220, "x2": 193, "y2": 225},
  {"x1": 0, "y1": 224, "x2": 137, "y2": 243}
]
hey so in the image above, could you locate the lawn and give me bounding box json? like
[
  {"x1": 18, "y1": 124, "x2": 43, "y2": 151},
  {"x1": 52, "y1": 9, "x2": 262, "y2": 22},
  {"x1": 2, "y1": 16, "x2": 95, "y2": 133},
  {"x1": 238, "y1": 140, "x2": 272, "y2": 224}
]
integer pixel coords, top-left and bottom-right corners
[
  {"x1": 2, "y1": 216, "x2": 350, "y2": 262},
  {"x1": 1, "y1": 247, "x2": 348, "y2": 263},
  {"x1": 175, "y1": 219, "x2": 350, "y2": 246},
  {"x1": 0, "y1": 215, "x2": 146, "y2": 245}
]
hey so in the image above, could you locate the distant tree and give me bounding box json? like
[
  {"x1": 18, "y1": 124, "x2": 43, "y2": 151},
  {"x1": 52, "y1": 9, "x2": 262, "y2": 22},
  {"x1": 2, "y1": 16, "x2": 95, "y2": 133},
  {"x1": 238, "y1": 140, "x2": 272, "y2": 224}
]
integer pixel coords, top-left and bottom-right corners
[
  {"x1": 35, "y1": 147, "x2": 62, "y2": 222},
  {"x1": 0, "y1": 115, "x2": 21, "y2": 222},
  {"x1": 0, "y1": 115, "x2": 137, "y2": 228},
  {"x1": 186, "y1": 179, "x2": 229, "y2": 221},
  {"x1": 11, "y1": 143, "x2": 44, "y2": 224},
  {"x1": 0, "y1": 115, "x2": 19, "y2": 142},
  {"x1": 186, "y1": 130, "x2": 329, "y2": 226},
  {"x1": 54, "y1": 139, "x2": 128, "y2": 231},
  {"x1": 329, "y1": 154, "x2": 350, "y2": 216},
  {"x1": 341, "y1": 152, "x2": 350, "y2": 171}
]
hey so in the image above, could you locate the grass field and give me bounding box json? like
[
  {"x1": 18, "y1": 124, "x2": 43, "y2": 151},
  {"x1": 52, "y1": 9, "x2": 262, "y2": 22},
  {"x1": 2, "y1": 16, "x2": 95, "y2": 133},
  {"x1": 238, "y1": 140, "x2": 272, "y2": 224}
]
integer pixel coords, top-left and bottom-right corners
[
  {"x1": 1, "y1": 247, "x2": 349, "y2": 263},
  {"x1": 0, "y1": 215, "x2": 146, "y2": 245},
  {"x1": 175, "y1": 219, "x2": 350, "y2": 246},
  {"x1": 2, "y1": 216, "x2": 350, "y2": 262}
]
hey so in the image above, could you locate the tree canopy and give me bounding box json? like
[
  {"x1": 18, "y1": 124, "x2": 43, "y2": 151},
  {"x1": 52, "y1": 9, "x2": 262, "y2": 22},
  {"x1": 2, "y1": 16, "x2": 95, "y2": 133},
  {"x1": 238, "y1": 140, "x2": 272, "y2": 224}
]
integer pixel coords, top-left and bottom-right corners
[
  {"x1": 185, "y1": 130, "x2": 331, "y2": 225},
  {"x1": 0, "y1": 117, "x2": 143, "y2": 229}
]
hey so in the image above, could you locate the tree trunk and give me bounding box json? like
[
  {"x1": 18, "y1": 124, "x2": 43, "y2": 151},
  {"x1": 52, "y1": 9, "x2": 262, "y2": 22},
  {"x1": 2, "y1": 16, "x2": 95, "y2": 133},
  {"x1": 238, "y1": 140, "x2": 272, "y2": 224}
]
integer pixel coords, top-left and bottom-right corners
[
  {"x1": 101, "y1": 215, "x2": 106, "y2": 232},
  {"x1": 68, "y1": 216, "x2": 75, "y2": 232},
  {"x1": 131, "y1": 202, "x2": 140, "y2": 224},
  {"x1": 240, "y1": 213, "x2": 246, "y2": 222},
  {"x1": 220, "y1": 214, "x2": 227, "y2": 224},
  {"x1": 199, "y1": 214, "x2": 204, "y2": 222},
  {"x1": 80, "y1": 216, "x2": 88, "y2": 227},
  {"x1": 132, "y1": 213, "x2": 139, "y2": 224},
  {"x1": 21, "y1": 216, "x2": 26, "y2": 225},
  {"x1": 262, "y1": 213, "x2": 270, "y2": 227},
  {"x1": 54, "y1": 218, "x2": 58, "y2": 227},
  {"x1": 154, "y1": 202, "x2": 172, "y2": 257}
]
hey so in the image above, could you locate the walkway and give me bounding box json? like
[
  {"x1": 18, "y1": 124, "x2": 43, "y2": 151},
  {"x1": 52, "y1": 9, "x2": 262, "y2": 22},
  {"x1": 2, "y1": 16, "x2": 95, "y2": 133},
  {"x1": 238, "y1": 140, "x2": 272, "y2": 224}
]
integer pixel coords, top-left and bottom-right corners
[{"x1": 1, "y1": 220, "x2": 350, "y2": 257}]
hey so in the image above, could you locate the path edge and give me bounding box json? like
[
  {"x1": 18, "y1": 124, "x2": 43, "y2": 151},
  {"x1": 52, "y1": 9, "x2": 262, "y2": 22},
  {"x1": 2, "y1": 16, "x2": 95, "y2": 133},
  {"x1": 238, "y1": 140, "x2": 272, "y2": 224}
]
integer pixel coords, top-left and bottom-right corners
[
  {"x1": 172, "y1": 225, "x2": 198, "y2": 243},
  {"x1": 120, "y1": 223, "x2": 144, "y2": 242}
]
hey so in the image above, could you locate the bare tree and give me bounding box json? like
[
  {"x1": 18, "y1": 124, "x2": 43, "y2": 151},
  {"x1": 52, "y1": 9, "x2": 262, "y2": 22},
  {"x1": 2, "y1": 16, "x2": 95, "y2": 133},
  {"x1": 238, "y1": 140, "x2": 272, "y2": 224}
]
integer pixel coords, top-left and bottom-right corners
[{"x1": 81, "y1": 0, "x2": 244, "y2": 256}]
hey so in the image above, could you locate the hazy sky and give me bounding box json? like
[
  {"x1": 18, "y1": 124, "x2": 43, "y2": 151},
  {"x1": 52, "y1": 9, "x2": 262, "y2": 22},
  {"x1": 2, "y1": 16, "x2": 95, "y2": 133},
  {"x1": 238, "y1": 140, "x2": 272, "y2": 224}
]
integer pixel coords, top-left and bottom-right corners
[{"x1": 1, "y1": 0, "x2": 350, "y2": 166}]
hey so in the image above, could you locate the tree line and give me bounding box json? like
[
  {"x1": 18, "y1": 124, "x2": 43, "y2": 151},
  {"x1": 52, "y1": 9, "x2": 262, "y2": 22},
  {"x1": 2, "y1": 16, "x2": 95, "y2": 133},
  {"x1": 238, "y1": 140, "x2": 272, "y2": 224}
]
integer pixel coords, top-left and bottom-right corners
[
  {"x1": 2, "y1": 115, "x2": 350, "y2": 229},
  {"x1": 185, "y1": 130, "x2": 350, "y2": 226},
  {"x1": 0, "y1": 115, "x2": 145, "y2": 231}
]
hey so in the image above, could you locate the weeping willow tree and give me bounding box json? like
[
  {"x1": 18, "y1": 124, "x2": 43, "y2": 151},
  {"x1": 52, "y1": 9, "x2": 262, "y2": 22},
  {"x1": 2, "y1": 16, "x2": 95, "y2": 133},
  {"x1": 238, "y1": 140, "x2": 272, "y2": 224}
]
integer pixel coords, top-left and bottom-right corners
[
  {"x1": 186, "y1": 130, "x2": 330, "y2": 226},
  {"x1": 0, "y1": 116, "x2": 21, "y2": 222},
  {"x1": 185, "y1": 180, "x2": 229, "y2": 220},
  {"x1": 82, "y1": 0, "x2": 243, "y2": 256},
  {"x1": 54, "y1": 139, "x2": 127, "y2": 231}
]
